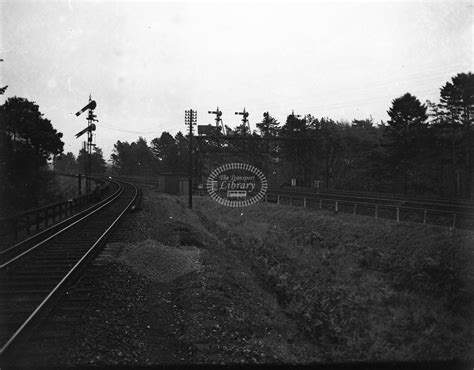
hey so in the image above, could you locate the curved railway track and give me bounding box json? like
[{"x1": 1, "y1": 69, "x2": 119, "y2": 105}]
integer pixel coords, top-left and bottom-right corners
[
  {"x1": 97, "y1": 175, "x2": 474, "y2": 228},
  {"x1": 0, "y1": 179, "x2": 138, "y2": 364}
]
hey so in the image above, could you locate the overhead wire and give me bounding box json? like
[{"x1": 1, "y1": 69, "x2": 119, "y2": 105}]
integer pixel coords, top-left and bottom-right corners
[{"x1": 95, "y1": 65, "x2": 468, "y2": 135}]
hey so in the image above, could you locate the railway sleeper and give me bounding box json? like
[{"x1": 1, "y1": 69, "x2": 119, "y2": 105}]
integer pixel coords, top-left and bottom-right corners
[
  {"x1": 3, "y1": 268, "x2": 70, "y2": 276},
  {"x1": 26, "y1": 259, "x2": 85, "y2": 265},
  {"x1": 0, "y1": 289, "x2": 51, "y2": 296},
  {"x1": 5, "y1": 272, "x2": 73, "y2": 279},
  {"x1": 22, "y1": 262, "x2": 76, "y2": 268}
]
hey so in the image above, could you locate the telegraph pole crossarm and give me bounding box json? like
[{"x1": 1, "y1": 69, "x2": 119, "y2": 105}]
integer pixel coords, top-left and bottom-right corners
[{"x1": 185, "y1": 109, "x2": 197, "y2": 209}]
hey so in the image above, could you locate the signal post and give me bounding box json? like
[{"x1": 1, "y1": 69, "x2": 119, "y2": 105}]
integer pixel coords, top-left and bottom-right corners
[{"x1": 75, "y1": 96, "x2": 97, "y2": 194}]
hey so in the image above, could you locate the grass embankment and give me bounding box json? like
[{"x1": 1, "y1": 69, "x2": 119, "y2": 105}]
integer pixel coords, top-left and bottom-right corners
[{"x1": 192, "y1": 198, "x2": 474, "y2": 361}]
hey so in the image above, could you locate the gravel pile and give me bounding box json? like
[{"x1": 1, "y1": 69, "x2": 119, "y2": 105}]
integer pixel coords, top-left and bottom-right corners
[{"x1": 118, "y1": 238, "x2": 201, "y2": 283}]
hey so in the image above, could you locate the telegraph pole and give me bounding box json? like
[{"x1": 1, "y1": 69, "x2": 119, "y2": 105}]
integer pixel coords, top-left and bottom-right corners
[{"x1": 185, "y1": 109, "x2": 197, "y2": 209}]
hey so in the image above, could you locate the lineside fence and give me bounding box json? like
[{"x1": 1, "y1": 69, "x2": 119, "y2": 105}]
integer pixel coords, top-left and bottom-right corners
[
  {"x1": 264, "y1": 193, "x2": 474, "y2": 231},
  {"x1": 79, "y1": 175, "x2": 473, "y2": 231},
  {"x1": 0, "y1": 179, "x2": 109, "y2": 242}
]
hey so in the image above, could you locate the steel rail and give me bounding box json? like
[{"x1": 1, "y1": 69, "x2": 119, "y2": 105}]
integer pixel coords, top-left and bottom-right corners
[
  {"x1": 106, "y1": 175, "x2": 474, "y2": 211},
  {"x1": 0, "y1": 181, "x2": 123, "y2": 269},
  {"x1": 0, "y1": 181, "x2": 116, "y2": 257},
  {"x1": 0, "y1": 181, "x2": 138, "y2": 359}
]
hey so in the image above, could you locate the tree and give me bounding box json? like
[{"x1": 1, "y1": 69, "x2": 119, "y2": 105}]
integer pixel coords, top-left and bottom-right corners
[
  {"x1": 315, "y1": 118, "x2": 345, "y2": 189},
  {"x1": 233, "y1": 122, "x2": 251, "y2": 136},
  {"x1": 77, "y1": 146, "x2": 106, "y2": 175},
  {"x1": 175, "y1": 131, "x2": 189, "y2": 173},
  {"x1": 111, "y1": 137, "x2": 156, "y2": 176},
  {"x1": 338, "y1": 118, "x2": 386, "y2": 191},
  {"x1": 257, "y1": 112, "x2": 280, "y2": 137},
  {"x1": 54, "y1": 152, "x2": 77, "y2": 174},
  {"x1": 0, "y1": 96, "x2": 64, "y2": 213},
  {"x1": 280, "y1": 113, "x2": 314, "y2": 186},
  {"x1": 151, "y1": 132, "x2": 179, "y2": 171},
  {"x1": 385, "y1": 93, "x2": 428, "y2": 194},
  {"x1": 438, "y1": 72, "x2": 474, "y2": 197}
]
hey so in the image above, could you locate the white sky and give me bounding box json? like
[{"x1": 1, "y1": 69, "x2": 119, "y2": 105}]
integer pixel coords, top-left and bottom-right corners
[{"x1": 1, "y1": 0, "x2": 472, "y2": 159}]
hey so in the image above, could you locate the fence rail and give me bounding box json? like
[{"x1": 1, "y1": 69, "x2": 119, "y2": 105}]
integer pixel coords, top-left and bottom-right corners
[
  {"x1": 265, "y1": 193, "x2": 474, "y2": 231},
  {"x1": 0, "y1": 180, "x2": 108, "y2": 241},
  {"x1": 271, "y1": 187, "x2": 474, "y2": 215}
]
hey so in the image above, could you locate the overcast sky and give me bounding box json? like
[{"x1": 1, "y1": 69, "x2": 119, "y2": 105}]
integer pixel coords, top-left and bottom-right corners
[{"x1": 1, "y1": 0, "x2": 472, "y2": 159}]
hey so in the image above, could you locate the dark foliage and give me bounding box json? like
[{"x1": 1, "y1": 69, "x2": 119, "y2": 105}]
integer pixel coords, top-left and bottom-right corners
[
  {"x1": 77, "y1": 146, "x2": 107, "y2": 175},
  {"x1": 107, "y1": 72, "x2": 473, "y2": 198},
  {"x1": 0, "y1": 97, "x2": 64, "y2": 215},
  {"x1": 53, "y1": 151, "x2": 78, "y2": 174},
  {"x1": 112, "y1": 137, "x2": 157, "y2": 176}
]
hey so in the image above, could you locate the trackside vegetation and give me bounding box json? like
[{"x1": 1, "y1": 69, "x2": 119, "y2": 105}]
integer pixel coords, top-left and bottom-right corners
[{"x1": 194, "y1": 197, "x2": 474, "y2": 360}]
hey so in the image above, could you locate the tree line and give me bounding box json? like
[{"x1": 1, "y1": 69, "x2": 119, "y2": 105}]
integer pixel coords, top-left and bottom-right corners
[
  {"x1": 1, "y1": 97, "x2": 64, "y2": 215},
  {"x1": 1, "y1": 71, "x2": 472, "y2": 217},
  {"x1": 53, "y1": 147, "x2": 107, "y2": 175},
  {"x1": 110, "y1": 72, "x2": 473, "y2": 198},
  {"x1": 1, "y1": 97, "x2": 107, "y2": 215}
]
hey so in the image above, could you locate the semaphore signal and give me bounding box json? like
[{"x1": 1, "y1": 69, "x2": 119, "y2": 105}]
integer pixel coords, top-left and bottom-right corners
[
  {"x1": 208, "y1": 106, "x2": 226, "y2": 135},
  {"x1": 75, "y1": 95, "x2": 98, "y2": 194},
  {"x1": 235, "y1": 108, "x2": 250, "y2": 133},
  {"x1": 75, "y1": 100, "x2": 96, "y2": 117}
]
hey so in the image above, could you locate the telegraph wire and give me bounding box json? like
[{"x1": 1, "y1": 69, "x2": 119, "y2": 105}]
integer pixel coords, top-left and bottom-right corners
[{"x1": 95, "y1": 123, "x2": 177, "y2": 135}]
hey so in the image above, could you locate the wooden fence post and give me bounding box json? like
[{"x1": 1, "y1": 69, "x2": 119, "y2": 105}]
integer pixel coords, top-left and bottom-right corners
[
  {"x1": 319, "y1": 199, "x2": 322, "y2": 209},
  {"x1": 423, "y1": 210, "x2": 427, "y2": 225},
  {"x1": 353, "y1": 203, "x2": 357, "y2": 215},
  {"x1": 335, "y1": 200, "x2": 338, "y2": 213},
  {"x1": 303, "y1": 197, "x2": 306, "y2": 208},
  {"x1": 277, "y1": 195, "x2": 280, "y2": 205},
  {"x1": 396, "y1": 207, "x2": 400, "y2": 222}
]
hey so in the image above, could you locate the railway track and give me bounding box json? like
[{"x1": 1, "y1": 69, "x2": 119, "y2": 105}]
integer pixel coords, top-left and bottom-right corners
[
  {"x1": 103, "y1": 175, "x2": 474, "y2": 228},
  {"x1": 0, "y1": 179, "x2": 138, "y2": 365}
]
